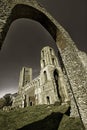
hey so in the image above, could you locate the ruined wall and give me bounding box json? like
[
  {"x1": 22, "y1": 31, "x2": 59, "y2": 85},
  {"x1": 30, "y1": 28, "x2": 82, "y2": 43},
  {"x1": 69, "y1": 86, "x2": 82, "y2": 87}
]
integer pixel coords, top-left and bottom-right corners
[
  {"x1": 0, "y1": 0, "x2": 87, "y2": 129},
  {"x1": 78, "y1": 51, "x2": 87, "y2": 72},
  {"x1": 24, "y1": 76, "x2": 40, "y2": 106},
  {"x1": 14, "y1": 46, "x2": 70, "y2": 107}
]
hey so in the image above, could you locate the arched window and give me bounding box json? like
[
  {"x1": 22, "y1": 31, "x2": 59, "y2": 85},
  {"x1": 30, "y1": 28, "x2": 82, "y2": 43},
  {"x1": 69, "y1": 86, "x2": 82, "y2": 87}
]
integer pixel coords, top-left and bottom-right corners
[
  {"x1": 43, "y1": 60, "x2": 45, "y2": 67},
  {"x1": 46, "y1": 96, "x2": 50, "y2": 104},
  {"x1": 24, "y1": 95, "x2": 27, "y2": 107},
  {"x1": 30, "y1": 102, "x2": 32, "y2": 106},
  {"x1": 50, "y1": 48, "x2": 52, "y2": 55},
  {"x1": 54, "y1": 69, "x2": 61, "y2": 102},
  {"x1": 44, "y1": 71, "x2": 47, "y2": 82},
  {"x1": 54, "y1": 70, "x2": 58, "y2": 81},
  {"x1": 52, "y1": 58, "x2": 55, "y2": 65}
]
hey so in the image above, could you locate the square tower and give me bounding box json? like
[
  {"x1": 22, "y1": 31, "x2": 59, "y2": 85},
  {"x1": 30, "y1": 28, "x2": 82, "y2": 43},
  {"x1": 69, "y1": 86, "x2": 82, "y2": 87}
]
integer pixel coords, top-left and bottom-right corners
[{"x1": 18, "y1": 67, "x2": 32, "y2": 93}]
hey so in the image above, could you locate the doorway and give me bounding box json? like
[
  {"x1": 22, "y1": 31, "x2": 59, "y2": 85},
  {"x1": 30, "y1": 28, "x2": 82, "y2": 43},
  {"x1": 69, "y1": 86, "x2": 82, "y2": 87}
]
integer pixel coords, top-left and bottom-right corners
[
  {"x1": 30, "y1": 101, "x2": 32, "y2": 106},
  {"x1": 46, "y1": 96, "x2": 50, "y2": 104}
]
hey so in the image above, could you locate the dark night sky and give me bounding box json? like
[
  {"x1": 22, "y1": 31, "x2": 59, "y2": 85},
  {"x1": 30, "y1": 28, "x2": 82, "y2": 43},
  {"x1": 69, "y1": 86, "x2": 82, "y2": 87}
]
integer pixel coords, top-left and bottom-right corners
[{"x1": 0, "y1": 0, "x2": 87, "y2": 97}]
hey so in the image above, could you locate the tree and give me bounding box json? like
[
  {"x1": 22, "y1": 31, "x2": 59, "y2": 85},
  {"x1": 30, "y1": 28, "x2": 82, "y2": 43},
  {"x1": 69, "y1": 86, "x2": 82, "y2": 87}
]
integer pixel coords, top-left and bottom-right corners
[
  {"x1": 3, "y1": 93, "x2": 12, "y2": 106},
  {"x1": 0, "y1": 98, "x2": 6, "y2": 109}
]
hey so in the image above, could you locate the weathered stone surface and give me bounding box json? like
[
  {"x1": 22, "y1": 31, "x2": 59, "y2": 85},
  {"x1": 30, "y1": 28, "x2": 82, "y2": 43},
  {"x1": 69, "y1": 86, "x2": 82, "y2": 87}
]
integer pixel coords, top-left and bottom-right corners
[
  {"x1": 0, "y1": 0, "x2": 87, "y2": 129},
  {"x1": 78, "y1": 51, "x2": 87, "y2": 72},
  {"x1": 13, "y1": 46, "x2": 70, "y2": 108}
]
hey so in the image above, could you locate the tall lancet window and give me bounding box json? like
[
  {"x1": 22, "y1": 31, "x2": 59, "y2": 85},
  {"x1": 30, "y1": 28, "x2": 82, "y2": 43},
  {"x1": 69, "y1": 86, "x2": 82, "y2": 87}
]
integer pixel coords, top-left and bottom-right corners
[
  {"x1": 54, "y1": 69, "x2": 61, "y2": 102},
  {"x1": 43, "y1": 60, "x2": 45, "y2": 67},
  {"x1": 44, "y1": 71, "x2": 47, "y2": 82},
  {"x1": 50, "y1": 48, "x2": 52, "y2": 55},
  {"x1": 52, "y1": 58, "x2": 55, "y2": 65}
]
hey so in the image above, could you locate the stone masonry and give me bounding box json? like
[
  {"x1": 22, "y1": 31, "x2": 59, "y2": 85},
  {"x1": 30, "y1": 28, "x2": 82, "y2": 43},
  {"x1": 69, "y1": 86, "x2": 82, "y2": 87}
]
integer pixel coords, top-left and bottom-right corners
[
  {"x1": 12, "y1": 46, "x2": 70, "y2": 108},
  {"x1": 0, "y1": 0, "x2": 87, "y2": 129}
]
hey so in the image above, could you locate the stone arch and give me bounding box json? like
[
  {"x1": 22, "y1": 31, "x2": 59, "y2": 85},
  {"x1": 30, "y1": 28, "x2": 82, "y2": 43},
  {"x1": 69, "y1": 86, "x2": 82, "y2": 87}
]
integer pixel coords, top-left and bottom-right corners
[
  {"x1": 0, "y1": 0, "x2": 71, "y2": 52},
  {"x1": 0, "y1": 1, "x2": 76, "y2": 73},
  {"x1": 0, "y1": 1, "x2": 87, "y2": 128},
  {"x1": 1, "y1": 3, "x2": 57, "y2": 48}
]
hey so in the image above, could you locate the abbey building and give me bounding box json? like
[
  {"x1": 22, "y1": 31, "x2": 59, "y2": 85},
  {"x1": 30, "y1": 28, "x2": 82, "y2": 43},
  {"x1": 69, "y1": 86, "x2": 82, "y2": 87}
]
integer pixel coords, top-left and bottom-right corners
[{"x1": 12, "y1": 46, "x2": 70, "y2": 108}]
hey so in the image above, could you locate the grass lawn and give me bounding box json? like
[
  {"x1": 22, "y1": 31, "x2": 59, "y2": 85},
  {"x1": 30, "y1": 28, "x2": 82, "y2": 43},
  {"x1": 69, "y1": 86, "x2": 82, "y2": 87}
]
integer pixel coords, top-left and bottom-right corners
[{"x1": 0, "y1": 104, "x2": 84, "y2": 130}]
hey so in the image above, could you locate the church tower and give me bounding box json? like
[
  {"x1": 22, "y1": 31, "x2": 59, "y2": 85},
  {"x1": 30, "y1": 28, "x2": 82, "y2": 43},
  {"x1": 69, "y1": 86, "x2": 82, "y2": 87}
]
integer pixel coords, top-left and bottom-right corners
[
  {"x1": 39, "y1": 46, "x2": 70, "y2": 105},
  {"x1": 18, "y1": 67, "x2": 32, "y2": 93},
  {"x1": 40, "y1": 46, "x2": 58, "y2": 68}
]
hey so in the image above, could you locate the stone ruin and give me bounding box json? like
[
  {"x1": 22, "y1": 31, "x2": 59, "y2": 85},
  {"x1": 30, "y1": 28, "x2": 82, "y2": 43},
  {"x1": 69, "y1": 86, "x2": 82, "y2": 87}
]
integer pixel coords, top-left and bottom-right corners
[{"x1": 0, "y1": 0, "x2": 87, "y2": 129}]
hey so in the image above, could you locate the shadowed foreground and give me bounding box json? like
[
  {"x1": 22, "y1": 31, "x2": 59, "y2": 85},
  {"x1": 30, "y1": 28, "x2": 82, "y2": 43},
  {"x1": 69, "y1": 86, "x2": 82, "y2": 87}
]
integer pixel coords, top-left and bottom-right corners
[
  {"x1": 18, "y1": 112, "x2": 63, "y2": 130},
  {"x1": 0, "y1": 104, "x2": 84, "y2": 130}
]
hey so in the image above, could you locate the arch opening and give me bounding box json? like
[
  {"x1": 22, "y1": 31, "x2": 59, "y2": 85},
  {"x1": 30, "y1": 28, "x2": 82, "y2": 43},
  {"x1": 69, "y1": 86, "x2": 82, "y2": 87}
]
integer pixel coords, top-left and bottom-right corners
[
  {"x1": 2, "y1": 4, "x2": 57, "y2": 45},
  {"x1": 54, "y1": 69, "x2": 61, "y2": 102},
  {"x1": 46, "y1": 96, "x2": 50, "y2": 104},
  {"x1": 0, "y1": 3, "x2": 65, "y2": 97},
  {"x1": 44, "y1": 71, "x2": 47, "y2": 82},
  {"x1": 52, "y1": 58, "x2": 55, "y2": 65},
  {"x1": 24, "y1": 95, "x2": 27, "y2": 107},
  {"x1": 0, "y1": 2, "x2": 65, "y2": 107},
  {"x1": 0, "y1": 18, "x2": 58, "y2": 97}
]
